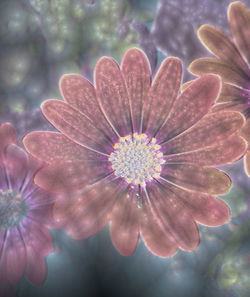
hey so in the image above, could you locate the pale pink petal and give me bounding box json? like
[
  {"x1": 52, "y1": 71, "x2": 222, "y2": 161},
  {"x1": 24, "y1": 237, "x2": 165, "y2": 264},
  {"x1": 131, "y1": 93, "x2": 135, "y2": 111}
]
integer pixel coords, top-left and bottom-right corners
[
  {"x1": 59, "y1": 74, "x2": 117, "y2": 141},
  {"x1": 143, "y1": 57, "x2": 182, "y2": 135},
  {"x1": 121, "y1": 48, "x2": 151, "y2": 133},
  {"x1": 23, "y1": 131, "x2": 104, "y2": 163},
  {"x1": 94, "y1": 56, "x2": 132, "y2": 137},
  {"x1": 4, "y1": 144, "x2": 28, "y2": 191},
  {"x1": 110, "y1": 188, "x2": 139, "y2": 256},
  {"x1": 188, "y1": 58, "x2": 249, "y2": 88},
  {"x1": 144, "y1": 184, "x2": 200, "y2": 251},
  {"x1": 160, "y1": 181, "x2": 231, "y2": 226},
  {"x1": 0, "y1": 123, "x2": 17, "y2": 155},
  {"x1": 160, "y1": 164, "x2": 231, "y2": 195},
  {"x1": 140, "y1": 189, "x2": 178, "y2": 257},
  {"x1": 198, "y1": 24, "x2": 250, "y2": 74},
  {"x1": 229, "y1": 1, "x2": 250, "y2": 65},
  {"x1": 5, "y1": 228, "x2": 26, "y2": 285},
  {"x1": 211, "y1": 101, "x2": 248, "y2": 113},
  {"x1": 165, "y1": 135, "x2": 247, "y2": 166},
  {"x1": 240, "y1": 116, "x2": 250, "y2": 143},
  {"x1": 26, "y1": 245, "x2": 47, "y2": 285},
  {"x1": 63, "y1": 178, "x2": 123, "y2": 240},
  {"x1": 162, "y1": 111, "x2": 244, "y2": 154},
  {"x1": 157, "y1": 74, "x2": 221, "y2": 142},
  {"x1": 244, "y1": 150, "x2": 250, "y2": 177},
  {"x1": 34, "y1": 159, "x2": 111, "y2": 193},
  {"x1": 41, "y1": 100, "x2": 113, "y2": 154}
]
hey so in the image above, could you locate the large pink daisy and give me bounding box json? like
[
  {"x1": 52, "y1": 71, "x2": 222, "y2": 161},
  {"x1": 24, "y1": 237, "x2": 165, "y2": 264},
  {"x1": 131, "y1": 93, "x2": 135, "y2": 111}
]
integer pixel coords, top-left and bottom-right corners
[
  {"x1": 24, "y1": 48, "x2": 246, "y2": 257},
  {"x1": 188, "y1": 1, "x2": 250, "y2": 177},
  {"x1": 0, "y1": 123, "x2": 56, "y2": 292}
]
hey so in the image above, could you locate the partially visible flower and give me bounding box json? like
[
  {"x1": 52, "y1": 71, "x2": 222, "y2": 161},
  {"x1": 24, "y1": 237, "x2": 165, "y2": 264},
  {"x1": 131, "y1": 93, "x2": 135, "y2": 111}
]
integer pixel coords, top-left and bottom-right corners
[
  {"x1": 0, "y1": 123, "x2": 57, "y2": 292},
  {"x1": 24, "y1": 48, "x2": 246, "y2": 257},
  {"x1": 188, "y1": 1, "x2": 250, "y2": 177}
]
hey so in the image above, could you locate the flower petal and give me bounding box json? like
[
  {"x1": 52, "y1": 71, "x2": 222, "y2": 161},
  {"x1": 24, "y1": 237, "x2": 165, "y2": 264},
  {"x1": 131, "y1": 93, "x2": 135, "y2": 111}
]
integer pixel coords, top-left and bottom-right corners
[
  {"x1": 5, "y1": 228, "x2": 26, "y2": 285},
  {"x1": 198, "y1": 24, "x2": 249, "y2": 74},
  {"x1": 110, "y1": 188, "x2": 139, "y2": 256},
  {"x1": 162, "y1": 111, "x2": 244, "y2": 154},
  {"x1": 121, "y1": 48, "x2": 151, "y2": 133},
  {"x1": 216, "y1": 83, "x2": 249, "y2": 103},
  {"x1": 41, "y1": 100, "x2": 112, "y2": 155},
  {"x1": 240, "y1": 116, "x2": 250, "y2": 143},
  {"x1": 143, "y1": 57, "x2": 182, "y2": 135},
  {"x1": 94, "y1": 56, "x2": 132, "y2": 137},
  {"x1": 188, "y1": 58, "x2": 249, "y2": 88},
  {"x1": 23, "y1": 131, "x2": 104, "y2": 163},
  {"x1": 157, "y1": 74, "x2": 221, "y2": 142},
  {"x1": 159, "y1": 181, "x2": 231, "y2": 227},
  {"x1": 0, "y1": 123, "x2": 17, "y2": 156},
  {"x1": 59, "y1": 74, "x2": 117, "y2": 141},
  {"x1": 165, "y1": 135, "x2": 247, "y2": 166},
  {"x1": 160, "y1": 164, "x2": 231, "y2": 195},
  {"x1": 229, "y1": 1, "x2": 250, "y2": 65},
  {"x1": 62, "y1": 178, "x2": 123, "y2": 239},
  {"x1": 140, "y1": 189, "x2": 177, "y2": 257},
  {"x1": 26, "y1": 245, "x2": 47, "y2": 285},
  {"x1": 34, "y1": 159, "x2": 111, "y2": 193},
  {"x1": 4, "y1": 144, "x2": 28, "y2": 192},
  {"x1": 244, "y1": 150, "x2": 250, "y2": 177},
  {"x1": 145, "y1": 183, "x2": 200, "y2": 251}
]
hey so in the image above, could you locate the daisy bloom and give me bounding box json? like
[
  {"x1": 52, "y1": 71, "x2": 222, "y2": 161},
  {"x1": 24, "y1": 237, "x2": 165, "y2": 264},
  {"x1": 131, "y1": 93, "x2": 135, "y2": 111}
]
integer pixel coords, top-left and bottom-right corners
[
  {"x1": 23, "y1": 48, "x2": 246, "y2": 257},
  {"x1": 0, "y1": 123, "x2": 56, "y2": 291},
  {"x1": 188, "y1": 1, "x2": 250, "y2": 176}
]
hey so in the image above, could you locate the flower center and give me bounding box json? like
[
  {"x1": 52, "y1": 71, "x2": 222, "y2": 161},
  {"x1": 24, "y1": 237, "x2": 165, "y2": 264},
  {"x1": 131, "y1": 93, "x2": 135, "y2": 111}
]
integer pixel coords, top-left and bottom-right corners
[
  {"x1": 109, "y1": 133, "x2": 165, "y2": 186},
  {"x1": 0, "y1": 189, "x2": 27, "y2": 230}
]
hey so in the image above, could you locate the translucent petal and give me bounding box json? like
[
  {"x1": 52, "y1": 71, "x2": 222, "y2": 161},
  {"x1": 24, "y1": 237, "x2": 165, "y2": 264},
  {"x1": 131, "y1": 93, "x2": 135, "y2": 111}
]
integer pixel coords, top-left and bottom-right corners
[
  {"x1": 157, "y1": 74, "x2": 221, "y2": 142},
  {"x1": 160, "y1": 164, "x2": 231, "y2": 195},
  {"x1": 229, "y1": 1, "x2": 250, "y2": 65},
  {"x1": 121, "y1": 48, "x2": 151, "y2": 133},
  {"x1": 94, "y1": 56, "x2": 132, "y2": 137},
  {"x1": 110, "y1": 188, "x2": 139, "y2": 256},
  {"x1": 165, "y1": 135, "x2": 247, "y2": 166},
  {"x1": 143, "y1": 57, "x2": 182, "y2": 135}
]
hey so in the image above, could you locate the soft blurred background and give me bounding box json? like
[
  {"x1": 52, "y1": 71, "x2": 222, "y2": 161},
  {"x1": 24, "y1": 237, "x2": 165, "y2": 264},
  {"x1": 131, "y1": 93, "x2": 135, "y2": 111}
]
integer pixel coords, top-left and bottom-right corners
[{"x1": 0, "y1": 0, "x2": 250, "y2": 296}]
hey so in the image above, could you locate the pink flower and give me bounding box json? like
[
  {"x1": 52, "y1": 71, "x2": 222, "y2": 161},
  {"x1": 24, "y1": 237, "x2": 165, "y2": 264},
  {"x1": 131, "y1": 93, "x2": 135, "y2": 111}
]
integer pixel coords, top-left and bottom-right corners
[
  {"x1": 24, "y1": 48, "x2": 246, "y2": 257},
  {"x1": 0, "y1": 123, "x2": 56, "y2": 291},
  {"x1": 188, "y1": 1, "x2": 250, "y2": 177}
]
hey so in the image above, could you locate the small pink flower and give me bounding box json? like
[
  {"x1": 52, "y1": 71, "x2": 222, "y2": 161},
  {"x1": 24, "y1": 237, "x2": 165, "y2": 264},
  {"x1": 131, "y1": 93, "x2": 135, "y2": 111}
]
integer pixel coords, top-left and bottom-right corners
[
  {"x1": 24, "y1": 48, "x2": 246, "y2": 257},
  {"x1": 188, "y1": 1, "x2": 250, "y2": 177},
  {"x1": 0, "y1": 123, "x2": 56, "y2": 291}
]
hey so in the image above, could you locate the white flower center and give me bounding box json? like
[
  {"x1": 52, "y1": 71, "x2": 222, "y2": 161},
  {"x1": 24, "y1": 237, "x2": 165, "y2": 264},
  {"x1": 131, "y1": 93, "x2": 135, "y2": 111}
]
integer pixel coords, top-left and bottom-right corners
[
  {"x1": 109, "y1": 133, "x2": 165, "y2": 186},
  {"x1": 0, "y1": 189, "x2": 26, "y2": 230}
]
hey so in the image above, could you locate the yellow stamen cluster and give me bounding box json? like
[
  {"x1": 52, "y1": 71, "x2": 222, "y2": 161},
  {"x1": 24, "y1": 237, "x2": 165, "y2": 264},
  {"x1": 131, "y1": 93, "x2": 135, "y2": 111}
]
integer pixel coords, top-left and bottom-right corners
[{"x1": 109, "y1": 133, "x2": 165, "y2": 186}]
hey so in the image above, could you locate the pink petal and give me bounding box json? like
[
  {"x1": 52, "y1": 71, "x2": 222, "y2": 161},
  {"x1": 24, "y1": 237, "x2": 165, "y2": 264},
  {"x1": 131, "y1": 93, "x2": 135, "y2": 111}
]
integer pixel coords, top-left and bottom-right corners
[
  {"x1": 162, "y1": 111, "x2": 244, "y2": 154},
  {"x1": 20, "y1": 219, "x2": 54, "y2": 256},
  {"x1": 34, "y1": 159, "x2": 111, "y2": 193},
  {"x1": 26, "y1": 245, "x2": 47, "y2": 285},
  {"x1": 110, "y1": 188, "x2": 139, "y2": 256},
  {"x1": 161, "y1": 181, "x2": 231, "y2": 226},
  {"x1": 145, "y1": 184, "x2": 200, "y2": 251},
  {"x1": 240, "y1": 116, "x2": 250, "y2": 143},
  {"x1": 211, "y1": 101, "x2": 247, "y2": 113},
  {"x1": 5, "y1": 228, "x2": 26, "y2": 285},
  {"x1": 188, "y1": 58, "x2": 249, "y2": 88},
  {"x1": 244, "y1": 150, "x2": 250, "y2": 177},
  {"x1": 161, "y1": 164, "x2": 231, "y2": 195},
  {"x1": 4, "y1": 144, "x2": 28, "y2": 191},
  {"x1": 140, "y1": 189, "x2": 178, "y2": 257},
  {"x1": 23, "y1": 131, "x2": 104, "y2": 163},
  {"x1": 216, "y1": 82, "x2": 250, "y2": 103},
  {"x1": 229, "y1": 1, "x2": 250, "y2": 65},
  {"x1": 143, "y1": 57, "x2": 182, "y2": 135},
  {"x1": 165, "y1": 135, "x2": 247, "y2": 166},
  {"x1": 121, "y1": 48, "x2": 151, "y2": 133},
  {"x1": 59, "y1": 74, "x2": 117, "y2": 141},
  {"x1": 63, "y1": 178, "x2": 123, "y2": 239},
  {"x1": 41, "y1": 100, "x2": 112, "y2": 155},
  {"x1": 198, "y1": 24, "x2": 250, "y2": 74},
  {"x1": 157, "y1": 74, "x2": 221, "y2": 142},
  {"x1": 94, "y1": 56, "x2": 132, "y2": 137},
  {"x1": 0, "y1": 123, "x2": 17, "y2": 156}
]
